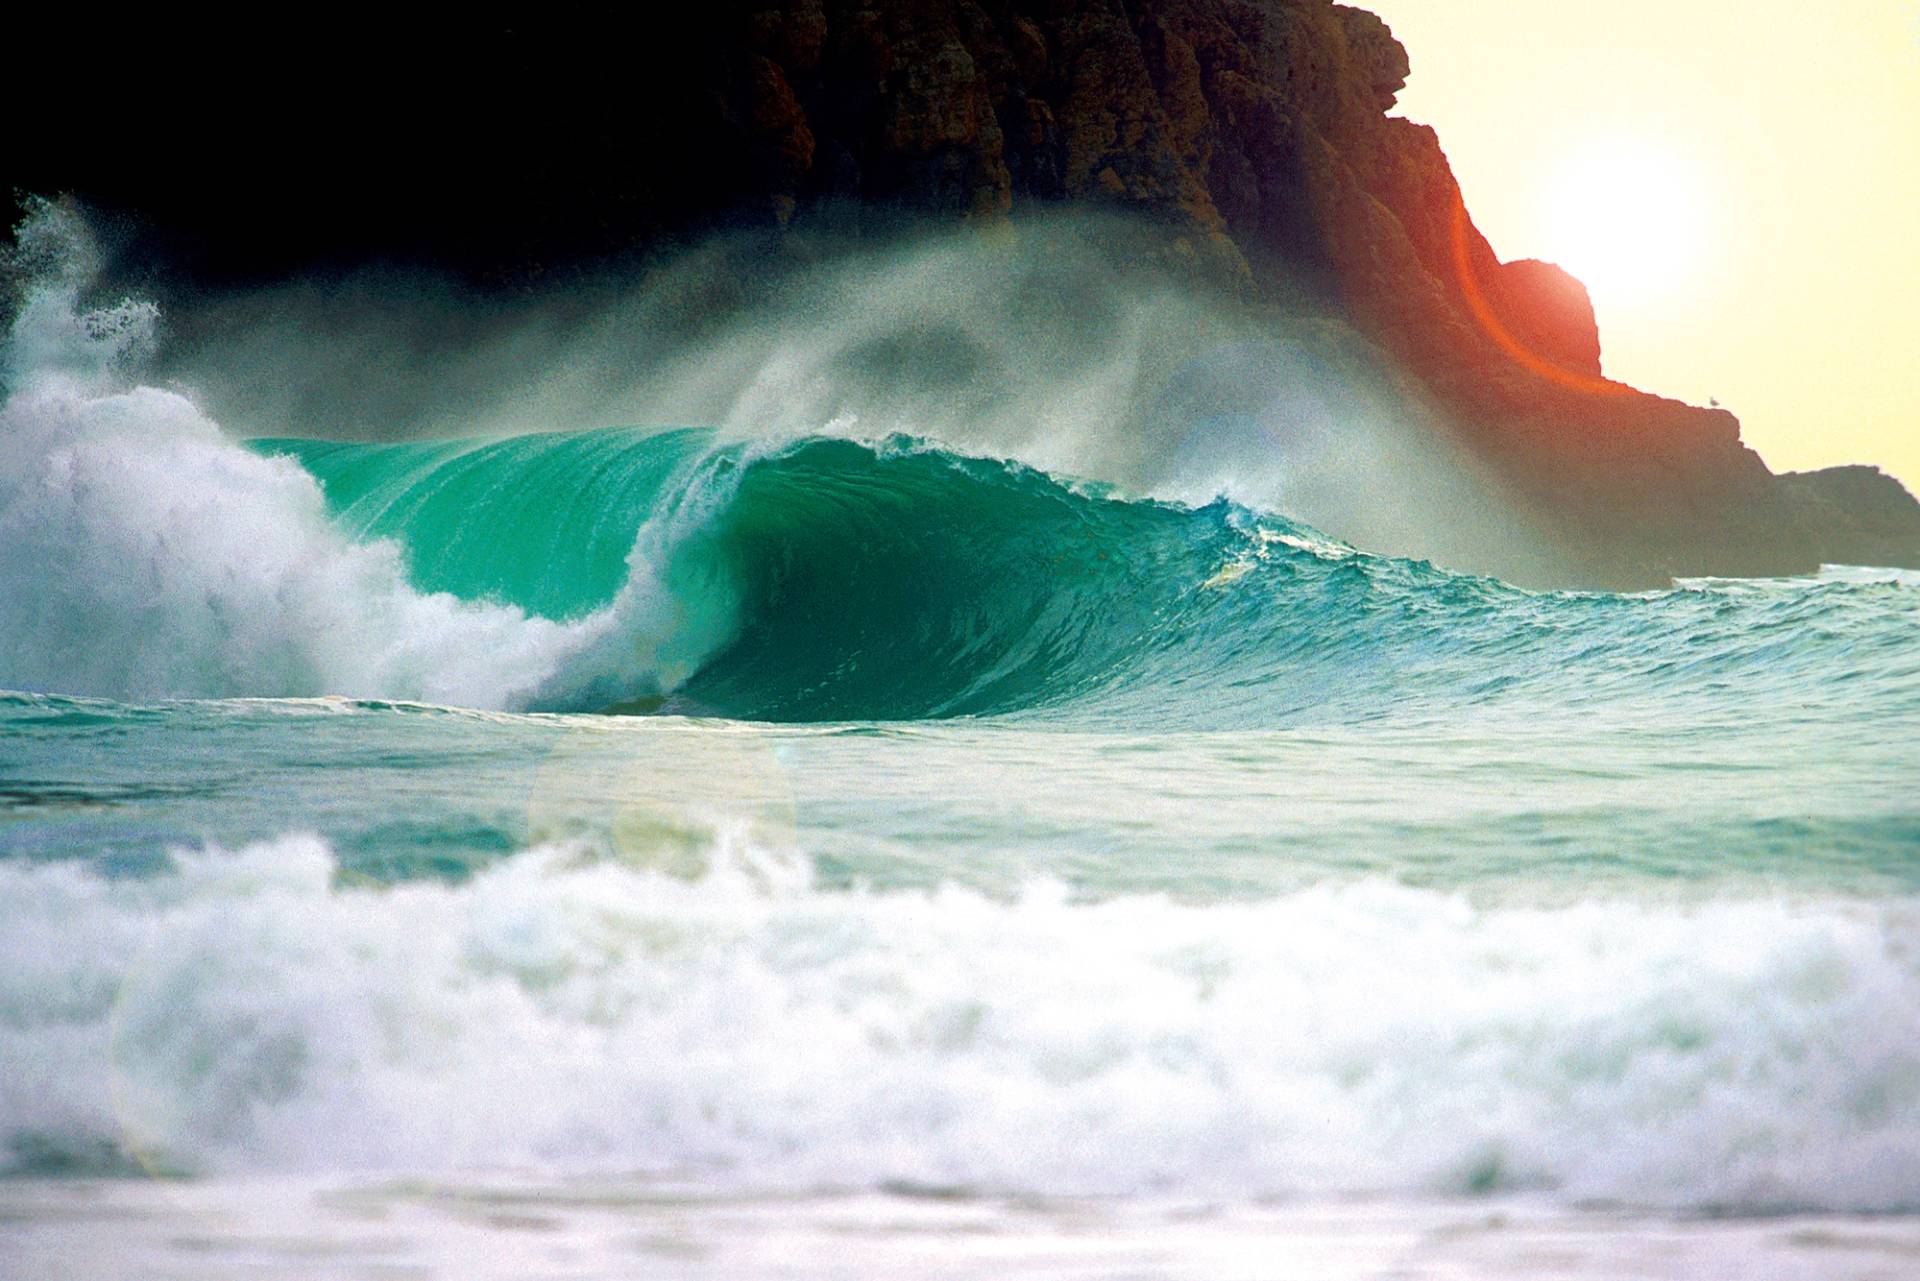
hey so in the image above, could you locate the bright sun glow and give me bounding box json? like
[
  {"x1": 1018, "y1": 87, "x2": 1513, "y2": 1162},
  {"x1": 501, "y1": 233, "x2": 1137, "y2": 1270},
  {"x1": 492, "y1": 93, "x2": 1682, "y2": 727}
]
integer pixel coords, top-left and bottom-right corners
[{"x1": 1539, "y1": 138, "x2": 1709, "y2": 306}]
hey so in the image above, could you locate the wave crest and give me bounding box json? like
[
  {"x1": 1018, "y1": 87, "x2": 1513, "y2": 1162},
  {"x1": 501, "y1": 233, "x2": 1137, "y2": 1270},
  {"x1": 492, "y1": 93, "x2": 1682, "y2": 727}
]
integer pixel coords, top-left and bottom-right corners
[{"x1": 6, "y1": 205, "x2": 1918, "y2": 724}]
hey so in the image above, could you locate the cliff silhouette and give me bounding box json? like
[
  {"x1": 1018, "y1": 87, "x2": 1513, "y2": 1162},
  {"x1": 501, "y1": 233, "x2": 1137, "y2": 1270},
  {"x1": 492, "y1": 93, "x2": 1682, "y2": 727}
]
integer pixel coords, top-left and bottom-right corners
[{"x1": 8, "y1": 3, "x2": 1917, "y2": 588}]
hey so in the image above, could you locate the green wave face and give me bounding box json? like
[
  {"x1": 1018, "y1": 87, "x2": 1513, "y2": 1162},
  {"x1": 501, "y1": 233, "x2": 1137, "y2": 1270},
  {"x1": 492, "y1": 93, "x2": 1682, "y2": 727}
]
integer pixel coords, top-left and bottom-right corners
[
  {"x1": 261, "y1": 429, "x2": 1303, "y2": 720},
  {"x1": 256, "y1": 429, "x2": 709, "y2": 622},
  {"x1": 255, "y1": 430, "x2": 1920, "y2": 726},
  {"x1": 656, "y1": 438, "x2": 1243, "y2": 720}
]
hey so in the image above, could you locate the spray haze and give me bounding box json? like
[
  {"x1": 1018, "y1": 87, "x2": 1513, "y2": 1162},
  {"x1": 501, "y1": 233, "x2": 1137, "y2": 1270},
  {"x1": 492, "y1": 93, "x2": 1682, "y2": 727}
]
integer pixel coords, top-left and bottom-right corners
[
  {"x1": 0, "y1": 200, "x2": 1596, "y2": 714},
  {"x1": 145, "y1": 209, "x2": 1549, "y2": 573}
]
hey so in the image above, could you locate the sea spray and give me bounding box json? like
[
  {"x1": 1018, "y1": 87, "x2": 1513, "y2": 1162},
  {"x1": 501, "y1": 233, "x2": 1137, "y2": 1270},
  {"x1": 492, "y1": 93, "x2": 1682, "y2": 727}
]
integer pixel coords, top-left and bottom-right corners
[
  {"x1": 152, "y1": 215, "x2": 1559, "y2": 578},
  {"x1": 2, "y1": 202, "x2": 1918, "y2": 1247},
  {"x1": 7, "y1": 217, "x2": 1919, "y2": 722},
  {"x1": 0, "y1": 207, "x2": 728, "y2": 709}
]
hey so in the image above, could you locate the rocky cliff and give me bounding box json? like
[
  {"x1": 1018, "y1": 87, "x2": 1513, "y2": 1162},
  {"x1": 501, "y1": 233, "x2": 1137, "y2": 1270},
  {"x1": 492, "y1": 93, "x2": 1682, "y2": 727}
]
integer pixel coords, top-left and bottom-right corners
[{"x1": 9, "y1": 3, "x2": 1917, "y2": 587}]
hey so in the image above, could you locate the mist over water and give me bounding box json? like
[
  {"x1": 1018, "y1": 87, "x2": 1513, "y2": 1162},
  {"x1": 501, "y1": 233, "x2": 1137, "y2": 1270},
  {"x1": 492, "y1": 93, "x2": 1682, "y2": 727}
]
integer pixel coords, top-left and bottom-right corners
[
  {"x1": 14, "y1": 201, "x2": 1903, "y2": 722},
  {"x1": 151, "y1": 210, "x2": 1557, "y2": 576},
  {"x1": 2, "y1": 196, "x2": 1919, "y2": 1260}
]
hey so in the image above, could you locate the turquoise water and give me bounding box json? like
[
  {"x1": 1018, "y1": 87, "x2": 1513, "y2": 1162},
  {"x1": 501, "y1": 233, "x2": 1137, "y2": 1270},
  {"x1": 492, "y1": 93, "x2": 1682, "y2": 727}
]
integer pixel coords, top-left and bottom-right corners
[{"x1": 2, "y1": 238, "x2": 1919, "y2": 1219}]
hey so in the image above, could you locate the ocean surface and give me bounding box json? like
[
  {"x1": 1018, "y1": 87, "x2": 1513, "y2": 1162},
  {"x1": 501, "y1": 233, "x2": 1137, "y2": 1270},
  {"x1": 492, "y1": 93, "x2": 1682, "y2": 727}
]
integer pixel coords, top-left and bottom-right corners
[{"x1": 3, "y1": 220, "x2": 1919, "y2": 1278}]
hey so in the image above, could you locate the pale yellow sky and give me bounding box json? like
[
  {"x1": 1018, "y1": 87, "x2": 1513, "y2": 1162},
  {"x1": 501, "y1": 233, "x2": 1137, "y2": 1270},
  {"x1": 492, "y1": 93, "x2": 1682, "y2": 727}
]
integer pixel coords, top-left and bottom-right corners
[{"x1": 1363, "y1": 0, "x2": 1920, "y2": 488}]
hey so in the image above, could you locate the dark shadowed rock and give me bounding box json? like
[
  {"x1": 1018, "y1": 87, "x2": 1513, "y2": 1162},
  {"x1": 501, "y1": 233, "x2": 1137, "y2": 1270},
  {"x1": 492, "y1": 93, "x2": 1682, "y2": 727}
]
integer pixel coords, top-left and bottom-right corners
[
  {"x1": 1781, "y1": 466, "x2": 1920, "y2": 572},
  {"x1": 1333, "y1": 5, "x2": 1410, "y2": 110}
]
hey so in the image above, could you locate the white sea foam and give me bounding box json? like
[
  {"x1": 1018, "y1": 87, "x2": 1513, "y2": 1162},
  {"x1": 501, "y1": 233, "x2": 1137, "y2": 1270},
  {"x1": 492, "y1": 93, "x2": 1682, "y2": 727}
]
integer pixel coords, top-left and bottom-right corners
[
  {"x1": 3, "y1": 832, "x2": 1916, "y2": 1211},
  {"x1": 0, "y1": 206, "x2": 737, "y2": 709}
]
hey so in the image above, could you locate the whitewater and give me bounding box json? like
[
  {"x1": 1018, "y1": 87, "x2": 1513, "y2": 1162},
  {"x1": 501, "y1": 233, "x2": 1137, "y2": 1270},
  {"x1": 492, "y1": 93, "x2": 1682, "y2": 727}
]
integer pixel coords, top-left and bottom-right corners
[{"x1": 3, "y1": 208, "x2": 1919, "y2": 1278}]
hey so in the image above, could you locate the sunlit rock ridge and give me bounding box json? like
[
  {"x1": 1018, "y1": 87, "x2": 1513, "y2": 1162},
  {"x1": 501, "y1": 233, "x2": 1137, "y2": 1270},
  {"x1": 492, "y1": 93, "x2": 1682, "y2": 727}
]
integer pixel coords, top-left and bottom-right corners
[{"x1": 9, "y1": 2, "x2": 1917, "y2": 588}]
